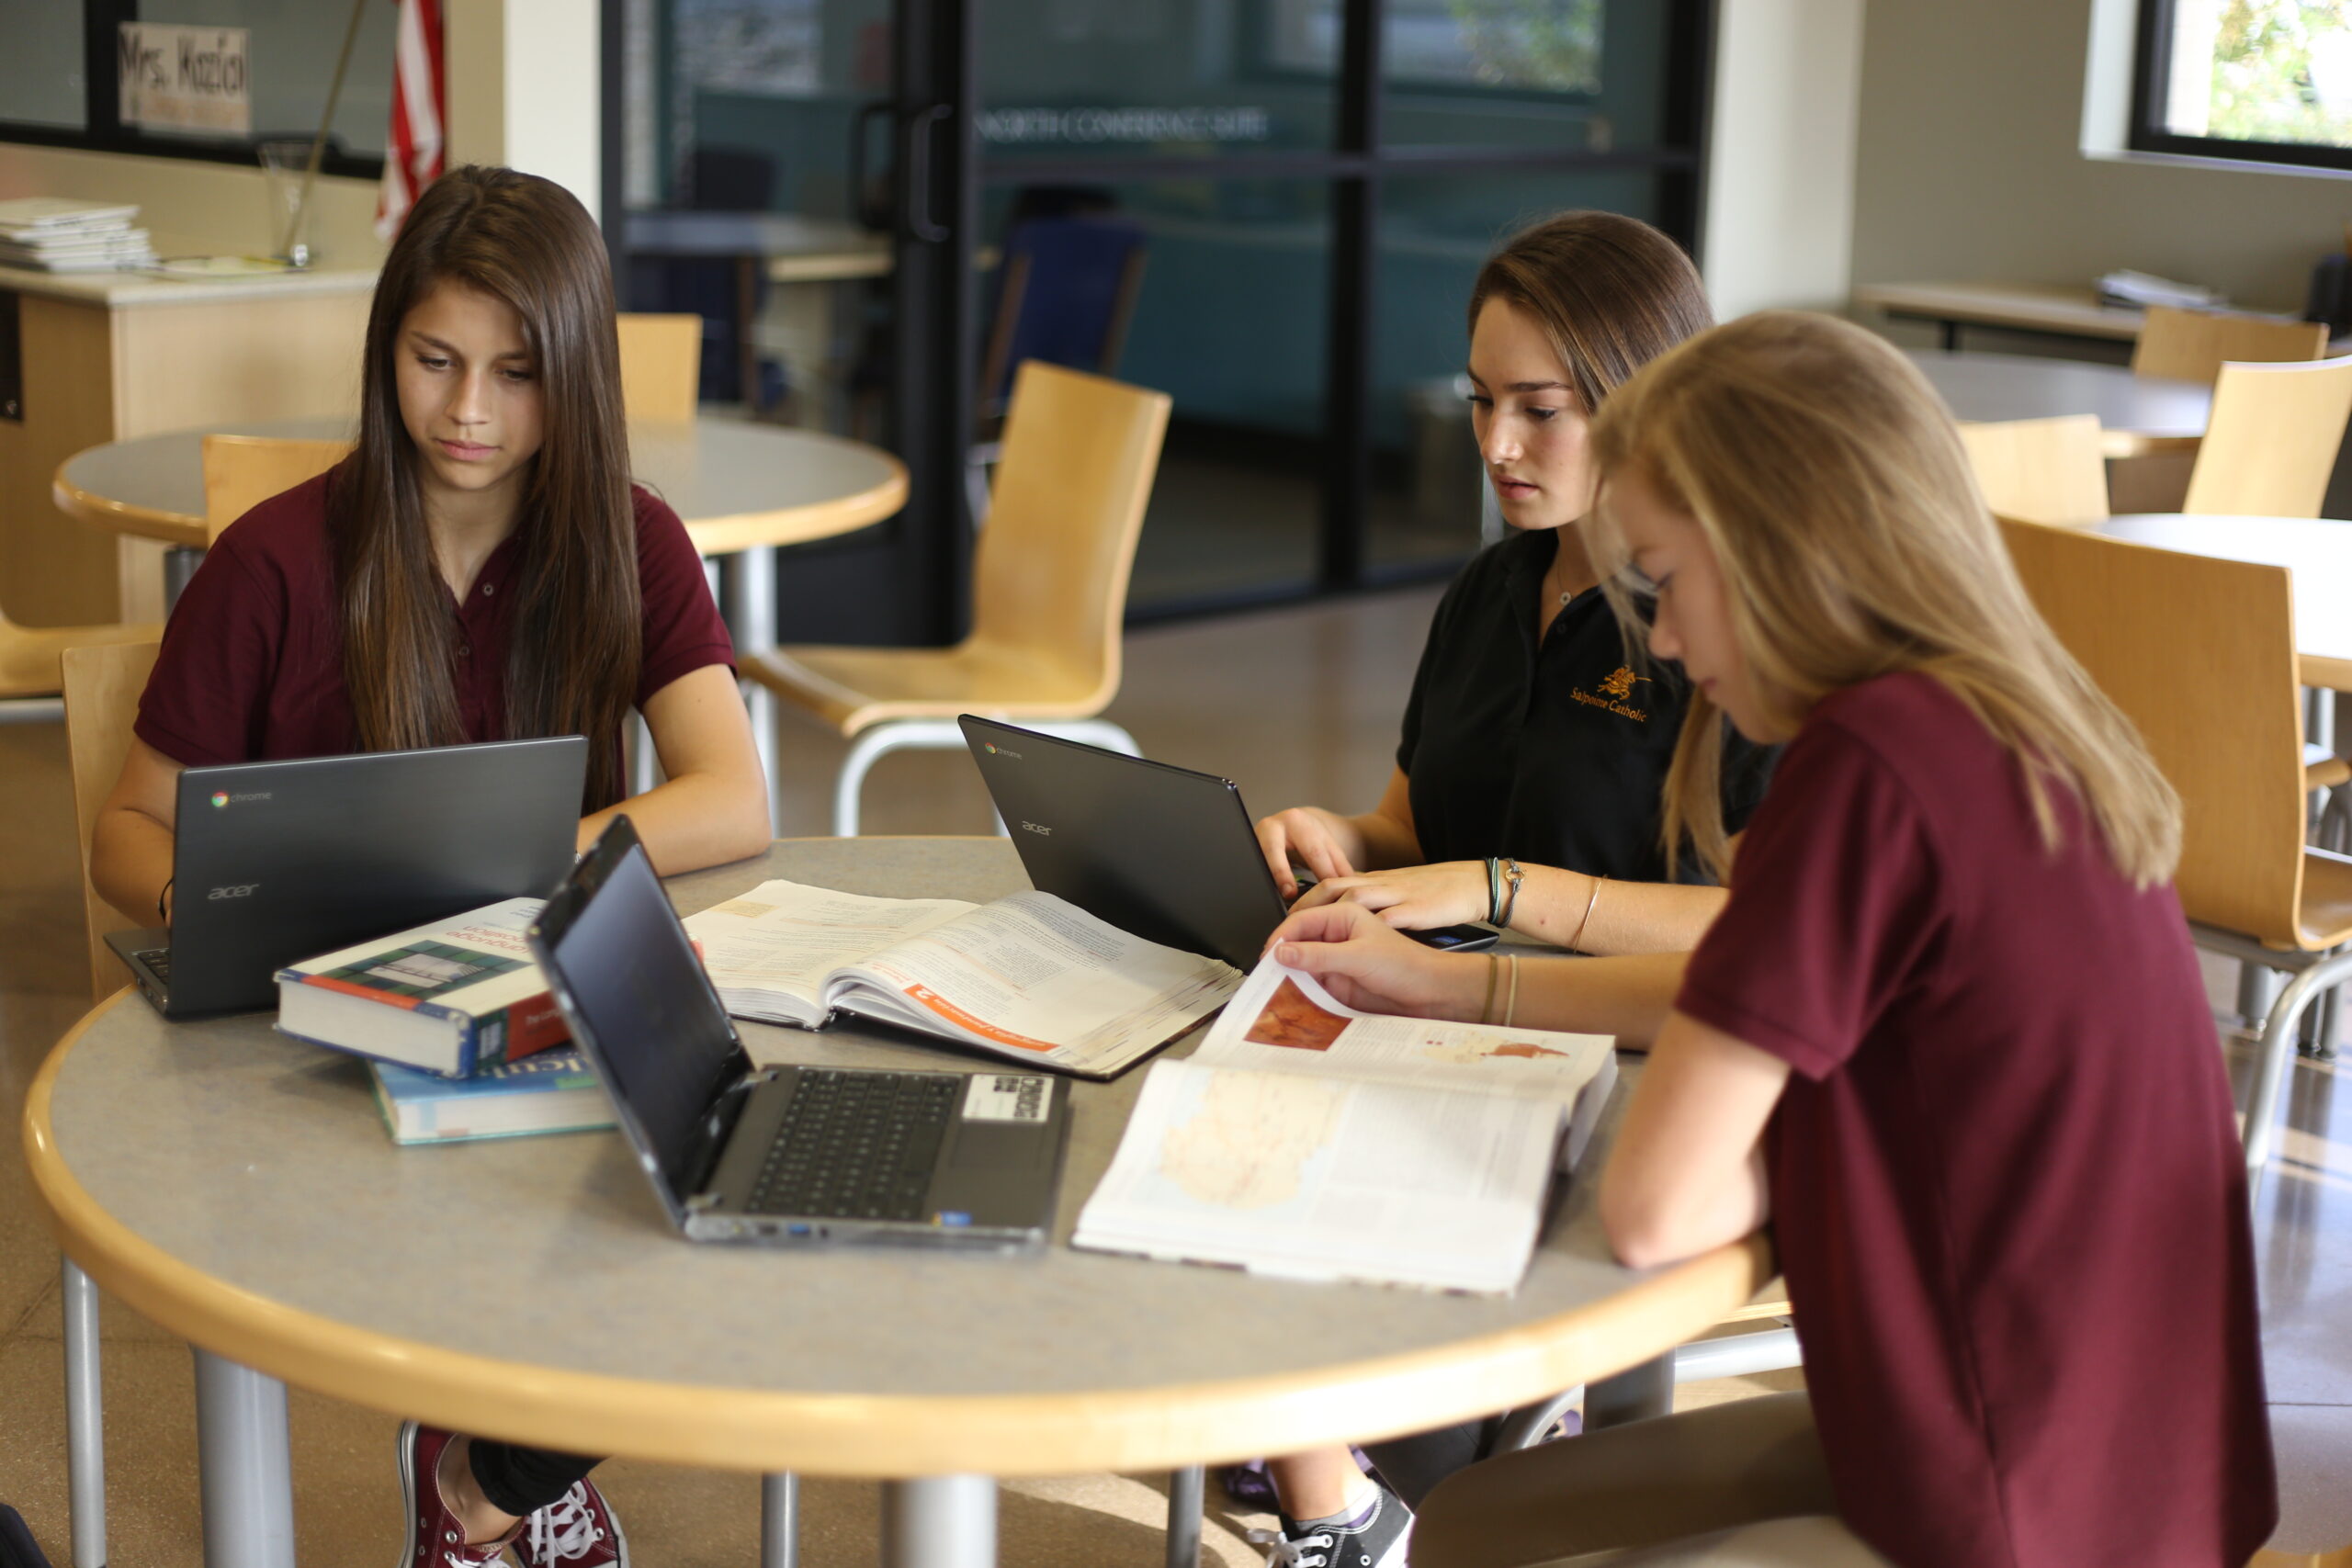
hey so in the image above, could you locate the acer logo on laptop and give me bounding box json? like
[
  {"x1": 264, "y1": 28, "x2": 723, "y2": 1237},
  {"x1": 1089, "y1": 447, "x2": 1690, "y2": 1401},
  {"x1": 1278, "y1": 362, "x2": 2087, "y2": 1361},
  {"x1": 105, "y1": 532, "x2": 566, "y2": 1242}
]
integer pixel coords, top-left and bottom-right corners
[
  {"x1": 207, "y1": 884, "x2": 260, "y2": 900},
  {"x1": 1020, "y1": 821, "x2": 1052, "y2": 836}
]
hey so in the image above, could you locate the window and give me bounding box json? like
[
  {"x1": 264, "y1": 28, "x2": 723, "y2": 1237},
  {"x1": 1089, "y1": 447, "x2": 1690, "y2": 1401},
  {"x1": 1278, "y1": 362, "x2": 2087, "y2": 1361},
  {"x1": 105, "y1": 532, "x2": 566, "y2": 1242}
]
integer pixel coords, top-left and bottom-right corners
[
  {"x1": 2133, "y1": 0, "x2": 2352, "y2": 171},
  {"x1": 0, "y1": 0, "x2": 392, "y2": 177},
  {"x1": 1264, "y1": 0, "x2": 1603, "y2": 95}
]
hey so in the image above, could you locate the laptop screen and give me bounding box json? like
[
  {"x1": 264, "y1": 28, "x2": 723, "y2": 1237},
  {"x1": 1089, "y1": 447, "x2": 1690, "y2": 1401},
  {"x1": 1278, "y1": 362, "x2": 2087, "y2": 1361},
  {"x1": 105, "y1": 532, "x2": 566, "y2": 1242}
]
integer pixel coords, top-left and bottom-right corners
[{"x1": 537, "y1": 839, "x2": 742, "y2": 1211}]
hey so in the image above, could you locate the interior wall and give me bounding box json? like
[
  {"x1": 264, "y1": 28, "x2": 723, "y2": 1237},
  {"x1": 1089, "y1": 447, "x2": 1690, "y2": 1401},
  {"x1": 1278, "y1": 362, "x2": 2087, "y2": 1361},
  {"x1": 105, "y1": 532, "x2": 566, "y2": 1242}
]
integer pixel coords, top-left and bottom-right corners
[{"x1": 1849, "y1": 0, "x2": 2352, "y2": 312}]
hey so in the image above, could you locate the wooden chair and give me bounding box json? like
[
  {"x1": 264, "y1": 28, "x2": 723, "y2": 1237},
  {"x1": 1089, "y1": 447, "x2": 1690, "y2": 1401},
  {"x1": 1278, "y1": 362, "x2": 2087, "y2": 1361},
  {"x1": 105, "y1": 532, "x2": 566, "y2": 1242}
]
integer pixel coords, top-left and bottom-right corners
[
  {"x1": 2132, "y1": 304, "x2": 2329, "y2": 385},
  {"x1": 62, "y1": 639, "x2": 161, "y2": 1004},
  {"x1": 2182, "y1": 355, "x2": 2352, "y2": 519},
  {"x1": 1997, "y1": 519, "x2": 2352, "y2": 1176},
  {"x1": 201, "y1": 434, "x2": 353, "y2": 544},
  {"x1": 616, "y1": 311, "x2": 702, "y2": 423},
  {"x1": 1956, "y1": 416, "x2": 2109, "y2": 527},
  {"x1": 2256, "y1": 1545, "x2": 2352, "y2": 1567},
  {"x1": 742, "y1": 360, "x2": 1170, "y2": 835},
  {"x1": 0, "y1": 607, "x2": 160, "y2": 728}
]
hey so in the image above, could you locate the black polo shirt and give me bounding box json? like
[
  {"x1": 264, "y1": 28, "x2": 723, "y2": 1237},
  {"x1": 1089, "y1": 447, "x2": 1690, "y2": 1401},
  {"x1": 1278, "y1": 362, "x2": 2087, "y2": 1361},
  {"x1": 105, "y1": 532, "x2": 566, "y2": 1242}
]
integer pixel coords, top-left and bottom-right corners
[{"x1": 1397, "y1": 525, "x2": 1776, "y2": 884}]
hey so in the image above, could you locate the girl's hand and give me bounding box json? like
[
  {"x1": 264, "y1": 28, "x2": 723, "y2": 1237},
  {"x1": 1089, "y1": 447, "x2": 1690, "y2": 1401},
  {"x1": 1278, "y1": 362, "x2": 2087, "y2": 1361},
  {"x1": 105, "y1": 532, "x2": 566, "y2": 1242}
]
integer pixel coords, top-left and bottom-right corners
[
  {"x1": 1255, "y1": 807, "x2": 1363, "y2": 899},
  {"x1": 1292, "y1": 860, "x2": 1489, "y2": 931},
  {"x1": 1265, "y1": 901, "x2": 1487, "y2": 1020}
]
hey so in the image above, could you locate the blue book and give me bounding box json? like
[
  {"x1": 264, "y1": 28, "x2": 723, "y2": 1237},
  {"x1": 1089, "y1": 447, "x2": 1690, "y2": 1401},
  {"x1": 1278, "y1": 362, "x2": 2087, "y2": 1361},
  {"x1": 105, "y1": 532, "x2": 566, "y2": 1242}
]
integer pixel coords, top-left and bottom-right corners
[{"x1": 368, "y1": 1047, "x2": 615, "y2": 1145}]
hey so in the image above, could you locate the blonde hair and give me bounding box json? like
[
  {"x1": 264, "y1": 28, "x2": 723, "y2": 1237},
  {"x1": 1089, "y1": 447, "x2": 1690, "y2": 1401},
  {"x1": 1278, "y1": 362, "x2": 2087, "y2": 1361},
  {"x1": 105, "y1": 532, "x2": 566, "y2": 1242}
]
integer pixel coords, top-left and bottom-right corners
[
  {"x1": 1587, "y1": 311, "x2": 2181, "y2": 887},
  {"x1": 1468, "y1": 210, "x2": 1713, "y2": 413}
]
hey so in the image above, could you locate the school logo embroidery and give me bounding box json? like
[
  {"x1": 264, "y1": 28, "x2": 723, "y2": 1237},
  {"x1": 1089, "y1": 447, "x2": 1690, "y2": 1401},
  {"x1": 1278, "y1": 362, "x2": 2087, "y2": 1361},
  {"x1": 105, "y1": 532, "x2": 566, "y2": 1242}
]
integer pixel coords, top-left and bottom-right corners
[{"x1": 1573, "y1": 665, "x2": 1652, "y2": 722}]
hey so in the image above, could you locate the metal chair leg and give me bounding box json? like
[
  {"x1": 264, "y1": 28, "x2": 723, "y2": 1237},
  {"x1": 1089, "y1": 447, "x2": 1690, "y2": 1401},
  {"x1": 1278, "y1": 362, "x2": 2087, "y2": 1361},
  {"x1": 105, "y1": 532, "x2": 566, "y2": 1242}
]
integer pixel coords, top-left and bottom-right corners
[
  {"x1": 1164, "y1": 1466, "x2": 1204, "y2": 1568},
  {"x1": 831, "y1": 717, "x2": 1141, "y2": 837},
  {"x1": 62, "y1": 1258, "x2": 105, "y2": 1568},
  {"x1": 2245, "y1": 948, "x2": 2352, "y2": 1176}
]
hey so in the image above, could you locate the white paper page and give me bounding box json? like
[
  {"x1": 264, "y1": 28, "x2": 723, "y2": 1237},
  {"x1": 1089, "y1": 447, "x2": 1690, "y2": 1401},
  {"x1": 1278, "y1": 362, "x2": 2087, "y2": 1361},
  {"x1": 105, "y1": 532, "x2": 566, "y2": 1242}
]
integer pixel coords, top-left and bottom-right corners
[
  {"x1": 683, "y1": 880, "x2": 978, "y2": 1008},
  {"x1": 831, "y1": 890, "x2": 1239, "y2": 1076},
  {"x1": 1192, "y1": 955, "x2": 1613, "y2": 1105},
  {"x1": 1072, "y1": 1059, "x2": 1564, "y2": 1293}
]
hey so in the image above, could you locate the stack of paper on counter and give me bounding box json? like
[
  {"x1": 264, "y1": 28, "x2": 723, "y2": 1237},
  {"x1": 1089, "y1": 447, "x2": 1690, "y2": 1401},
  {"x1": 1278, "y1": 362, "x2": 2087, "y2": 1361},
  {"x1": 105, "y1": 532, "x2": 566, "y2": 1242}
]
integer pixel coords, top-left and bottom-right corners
[
  {"x1": 1073, "y1": 957, "x2": 1618, "y2": 1294},
  {"x1": 683, "y1": 879, "x2": 1241, "y2": 1080}
]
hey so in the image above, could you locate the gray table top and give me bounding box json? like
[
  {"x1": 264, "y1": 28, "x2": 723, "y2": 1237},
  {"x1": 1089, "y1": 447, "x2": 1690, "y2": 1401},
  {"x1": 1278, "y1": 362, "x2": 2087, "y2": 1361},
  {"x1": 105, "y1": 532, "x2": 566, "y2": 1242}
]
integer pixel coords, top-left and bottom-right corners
[
  {"x1": 55, "y1": 417, "x2": 903, "y2": 554},
  {"x1": 1907, "y1": 348, "x2": 2211, "y2": 438},
  {"x1": 2099, "y1": 513, "x2": 2352, "y2": 682},
  {"x1": 29, "y1": 839, "x2": 1762, "y2": 1477}
]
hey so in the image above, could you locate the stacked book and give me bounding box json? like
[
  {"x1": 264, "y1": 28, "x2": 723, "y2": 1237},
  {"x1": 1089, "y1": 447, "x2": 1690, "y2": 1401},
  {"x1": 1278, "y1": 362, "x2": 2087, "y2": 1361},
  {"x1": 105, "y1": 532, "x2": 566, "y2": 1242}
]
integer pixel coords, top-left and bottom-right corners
[{"x1": 0, "y1": 197, "x2": 157, "y2": 273}]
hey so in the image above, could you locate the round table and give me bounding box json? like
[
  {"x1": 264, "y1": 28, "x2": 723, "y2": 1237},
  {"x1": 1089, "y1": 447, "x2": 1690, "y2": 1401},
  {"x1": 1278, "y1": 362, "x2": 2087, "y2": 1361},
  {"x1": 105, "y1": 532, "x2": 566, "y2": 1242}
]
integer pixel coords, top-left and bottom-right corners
[
  {"x1": 1907, "y1": 348, "x2": 2211, "y2": 454},
  {"x1": 50, "y1": 415, "x2": 906, "y2": 557},
  {"x1": 24, "y1": 837, "x2": 1767, "y2": 1568},
  {"x1": 2099, "y1": 513, "x2": 2352, "y2": 691},
  {"x1": 52, "y1": 417, "x2": 908, "y2": 800}
]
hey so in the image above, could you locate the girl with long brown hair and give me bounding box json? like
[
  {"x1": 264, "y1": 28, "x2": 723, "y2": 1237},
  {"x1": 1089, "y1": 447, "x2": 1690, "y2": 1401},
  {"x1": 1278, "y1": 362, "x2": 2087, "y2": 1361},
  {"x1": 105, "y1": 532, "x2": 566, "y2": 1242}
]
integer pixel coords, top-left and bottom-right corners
[
  {"x1": 92, "y1": 165, "x2": 770, "y2": 1566},
  {"x1": 1266, "y1": 312, "x2": 2273, "y2": 1567}
]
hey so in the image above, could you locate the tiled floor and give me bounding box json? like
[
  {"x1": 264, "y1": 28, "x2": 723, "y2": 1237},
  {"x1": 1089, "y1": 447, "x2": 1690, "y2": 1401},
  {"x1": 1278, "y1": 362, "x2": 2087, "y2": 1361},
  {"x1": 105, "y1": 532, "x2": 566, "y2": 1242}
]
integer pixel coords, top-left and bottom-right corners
[{"x1": 1, "y1": 583, "x2": 2346, "y2": 1562}]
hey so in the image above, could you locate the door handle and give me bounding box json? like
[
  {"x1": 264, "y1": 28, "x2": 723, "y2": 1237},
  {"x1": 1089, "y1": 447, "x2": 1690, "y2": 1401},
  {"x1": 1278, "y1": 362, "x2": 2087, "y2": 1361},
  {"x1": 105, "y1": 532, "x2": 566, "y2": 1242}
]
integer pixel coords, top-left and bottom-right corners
[{"x1": 904, "y1": 104, "x2": 953, "y2": 244}]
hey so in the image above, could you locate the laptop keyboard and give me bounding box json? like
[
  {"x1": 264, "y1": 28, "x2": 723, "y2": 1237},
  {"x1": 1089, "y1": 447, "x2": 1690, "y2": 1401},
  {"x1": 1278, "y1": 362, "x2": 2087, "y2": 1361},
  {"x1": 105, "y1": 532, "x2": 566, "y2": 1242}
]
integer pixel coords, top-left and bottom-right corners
[
  {"x1": 747, "y1": 1068, "x2": 963, "y2": 1222},
  {"x1": 135, "y1": 948, "x2": 171, "y2": 983}
]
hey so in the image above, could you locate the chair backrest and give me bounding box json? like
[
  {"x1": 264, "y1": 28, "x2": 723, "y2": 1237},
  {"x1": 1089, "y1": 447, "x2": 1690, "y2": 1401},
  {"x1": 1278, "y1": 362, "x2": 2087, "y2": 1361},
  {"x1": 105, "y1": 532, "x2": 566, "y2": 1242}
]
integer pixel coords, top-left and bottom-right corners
[
  {"x1": 2131, "y1": 303, "x2": 2328, "y2": 384},
  {"x1": 978, "y1": 219, "x2": 1149, "y2": 416},
  {"x1": 1956, "y1": 415, "x2": 2109, "y2": 526},
  {"x1": 201, "y1": 434, "x2": 353, "y2": 543},
  {"x1": 616, "y1": 311, "x2": 702, "y2": 423},
  {"x1": 969, "y1": 361, "x2": 1170, "y2": 705},
  {"x1": 62, "y1": 639, "x2": 161, "y2": 1003},
  {"x1": 1996, "y1": 517, "x2": 2308, "y2": 944},
  {"x1": 2182, "y1": 354, "x2": 2352, "y2": 518}
]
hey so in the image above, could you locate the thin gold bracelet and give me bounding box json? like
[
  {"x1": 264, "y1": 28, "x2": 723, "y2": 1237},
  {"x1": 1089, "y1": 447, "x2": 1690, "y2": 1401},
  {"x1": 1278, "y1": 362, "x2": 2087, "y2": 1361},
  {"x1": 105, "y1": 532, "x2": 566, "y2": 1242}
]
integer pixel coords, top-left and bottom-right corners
[
  {"x1": 1503, "y1": 953, "x2": 1521, "y2": 1028},
  {"x1": 1568, "y1": 874, "x2": 1607, "y2": 953},
  {"x1": 1478, "y1": 951, "x2": 1499, "y2": 1025}
]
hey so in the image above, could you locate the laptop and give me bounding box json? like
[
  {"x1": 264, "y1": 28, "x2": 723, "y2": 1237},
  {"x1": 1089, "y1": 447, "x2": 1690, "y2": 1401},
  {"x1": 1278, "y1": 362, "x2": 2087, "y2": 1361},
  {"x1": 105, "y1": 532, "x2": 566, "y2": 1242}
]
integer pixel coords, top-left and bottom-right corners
[
  {"x1": 528, "y1": 818, "x2": 1070, "y2": 1251},
  {"x1": 109, "y1": 736, "x2": 587, "y2": 1018},
  {"x1": 960, "y1": 716, "x2": 1497, "y2": 971}
]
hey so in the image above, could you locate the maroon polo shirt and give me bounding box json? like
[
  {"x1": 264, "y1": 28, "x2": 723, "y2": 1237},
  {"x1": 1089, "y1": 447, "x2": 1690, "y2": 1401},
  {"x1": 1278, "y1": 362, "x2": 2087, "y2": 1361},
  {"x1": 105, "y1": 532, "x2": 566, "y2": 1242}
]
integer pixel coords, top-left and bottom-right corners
[
  {"x1": 136, "y1": 468, "x2": 735, "y2": 771},
  {"x1": 1679, "y1": 671, "x2": 2274, "y2": 1568}
]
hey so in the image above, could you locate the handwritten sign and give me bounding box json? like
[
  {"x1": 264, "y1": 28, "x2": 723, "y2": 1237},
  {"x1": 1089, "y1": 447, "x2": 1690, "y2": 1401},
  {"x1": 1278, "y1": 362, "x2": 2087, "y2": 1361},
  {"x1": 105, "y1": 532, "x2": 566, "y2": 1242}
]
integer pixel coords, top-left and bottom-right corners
[{"x1": 118, "y1": 24, "x2": 251, "y2": 136}]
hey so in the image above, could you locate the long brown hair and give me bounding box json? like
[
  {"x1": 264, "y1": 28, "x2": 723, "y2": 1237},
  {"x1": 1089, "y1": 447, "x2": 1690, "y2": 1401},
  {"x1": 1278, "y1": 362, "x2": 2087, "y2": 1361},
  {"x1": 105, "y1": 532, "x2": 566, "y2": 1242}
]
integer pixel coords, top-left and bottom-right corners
[
  {"x1": 1466, "y1": 210, "x2": 1714, "y2": 414},
  {"x1": 1588, "y1": 311, "x2": 2180, "y2": 887},
  {"x1": 332, "y1": 164, "x2": 639, "y2": 808}
]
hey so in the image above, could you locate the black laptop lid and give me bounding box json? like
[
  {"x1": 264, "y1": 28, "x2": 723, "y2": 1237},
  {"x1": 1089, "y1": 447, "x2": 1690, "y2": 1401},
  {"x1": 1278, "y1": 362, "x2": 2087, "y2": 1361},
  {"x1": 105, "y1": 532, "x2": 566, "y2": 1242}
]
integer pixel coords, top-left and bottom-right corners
[
  {"x1": 166, "y1": 735, "x2": 586, "y2": 1015},
  {"x1": 529, "y1": 819, "x2": 746, "y2": 1226},
  {"x1": 959, "y1": 716, "x2": 1286, "y2": 970}
]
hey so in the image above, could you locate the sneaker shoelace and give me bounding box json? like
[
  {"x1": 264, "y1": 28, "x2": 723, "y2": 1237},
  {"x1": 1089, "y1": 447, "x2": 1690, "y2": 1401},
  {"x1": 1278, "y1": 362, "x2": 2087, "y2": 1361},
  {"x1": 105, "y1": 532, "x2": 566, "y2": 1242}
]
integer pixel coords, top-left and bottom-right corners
[
  {"x1": 525, "y1": 1486, "x2": 605, "y2": 1562},
  {"x1": 1246, "y1": 1525, "x2": 1334, "y2": 1567}
]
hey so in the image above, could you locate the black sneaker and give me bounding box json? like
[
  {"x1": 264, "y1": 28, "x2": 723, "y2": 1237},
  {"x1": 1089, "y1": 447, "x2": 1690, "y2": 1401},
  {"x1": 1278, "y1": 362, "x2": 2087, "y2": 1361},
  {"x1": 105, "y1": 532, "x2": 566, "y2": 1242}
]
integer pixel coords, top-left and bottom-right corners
[{"x1": 1247, "y1": 1483, "x2": 1413, "y2": 1568}]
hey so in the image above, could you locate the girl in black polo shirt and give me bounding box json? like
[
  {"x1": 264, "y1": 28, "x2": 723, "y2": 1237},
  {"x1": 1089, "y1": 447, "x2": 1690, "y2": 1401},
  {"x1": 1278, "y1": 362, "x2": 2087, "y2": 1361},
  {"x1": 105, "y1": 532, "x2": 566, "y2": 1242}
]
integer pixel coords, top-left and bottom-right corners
[
  {"x1": 1243, "y1": 214, "x2": 1775, "y2": 1565},
  {"x1": 1256, "y1": 213, "x2": 1772, "y2": 963}
]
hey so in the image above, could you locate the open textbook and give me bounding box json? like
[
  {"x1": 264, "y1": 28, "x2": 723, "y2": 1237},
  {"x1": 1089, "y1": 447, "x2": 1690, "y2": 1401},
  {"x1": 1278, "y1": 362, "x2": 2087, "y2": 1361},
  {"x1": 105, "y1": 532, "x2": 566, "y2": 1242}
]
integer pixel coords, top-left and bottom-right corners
[
  {"x1": 681, "y1": 879, "x2": 1241, "y2": 1079},
  {"x1": 1073, "y1": 957, "x2": 1619, "y2": 1293}
]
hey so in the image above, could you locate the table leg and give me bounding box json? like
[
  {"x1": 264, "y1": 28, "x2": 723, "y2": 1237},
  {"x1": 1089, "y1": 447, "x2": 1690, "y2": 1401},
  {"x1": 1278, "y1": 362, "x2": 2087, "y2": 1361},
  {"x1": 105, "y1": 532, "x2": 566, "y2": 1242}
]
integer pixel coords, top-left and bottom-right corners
[
  {"x1": 191, "y1": 1348, "x2": 295, "y2": 1568},
  {"x1": 164, "y1": 547, "x2": 204, "y2": 615},
  {"x1": 878, "y1": 1476, "x2": 996, "y2": 1568},
  {"x1": 1583, "y1": 1352, "x2": 1674, "y2": 1430},
  {"x1": 1164, "y1": 1466, "x2": 1204, "y2": 1568},
  {"x1": 721, "y1": 547, "x2": 782, "y2": 823},
  {"x1": 62, "y1": 1258, "x2": 105, "y2": 1568},
  {"x1": 761, "y1": 1472, "x2": 798, "y2": 1568}
]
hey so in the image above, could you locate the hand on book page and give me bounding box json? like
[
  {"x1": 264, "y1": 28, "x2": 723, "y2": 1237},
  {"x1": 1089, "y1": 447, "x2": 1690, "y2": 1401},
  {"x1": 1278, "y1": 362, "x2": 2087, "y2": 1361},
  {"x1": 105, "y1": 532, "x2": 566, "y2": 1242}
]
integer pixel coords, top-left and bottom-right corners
[{"x1": 1193, "y1": 955, "x2": 1614, "y2": 1105}]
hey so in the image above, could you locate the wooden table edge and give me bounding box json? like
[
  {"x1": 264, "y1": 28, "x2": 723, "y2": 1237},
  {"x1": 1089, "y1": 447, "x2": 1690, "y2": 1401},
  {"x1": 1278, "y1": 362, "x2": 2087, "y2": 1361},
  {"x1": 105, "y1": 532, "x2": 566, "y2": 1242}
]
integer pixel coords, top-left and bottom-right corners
[
  {"x1": 53, "y1": 450, "x2": 911, "y2": 558},
  {"x1": 23, "y1": 992, "x2": 1770, "y2": 1477}
]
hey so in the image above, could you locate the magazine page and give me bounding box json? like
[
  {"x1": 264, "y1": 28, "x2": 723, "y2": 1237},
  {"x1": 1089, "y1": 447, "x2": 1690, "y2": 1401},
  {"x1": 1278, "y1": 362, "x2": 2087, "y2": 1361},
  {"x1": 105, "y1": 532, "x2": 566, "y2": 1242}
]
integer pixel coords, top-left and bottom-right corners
[
  {"x1": 1193, "y1": 955, "x2": 1614, "y2": 1106},
  {"x1": 683, "y1": 880, "x2": 979, "y2": 1027},
  {"x1": 1071, "y1": 1058, "x2": 1566, "y2": 1294},
  {"x1": 824, "y1": 890, "x2": 1241, "y2": 1078}
]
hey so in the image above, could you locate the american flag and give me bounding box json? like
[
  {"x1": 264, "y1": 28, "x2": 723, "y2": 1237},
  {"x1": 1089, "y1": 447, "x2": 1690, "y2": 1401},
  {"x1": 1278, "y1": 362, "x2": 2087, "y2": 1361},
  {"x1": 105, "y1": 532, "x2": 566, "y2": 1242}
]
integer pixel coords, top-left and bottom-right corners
[{"x1": 376, "y1": 0, "x2": 445, "y2": 239}]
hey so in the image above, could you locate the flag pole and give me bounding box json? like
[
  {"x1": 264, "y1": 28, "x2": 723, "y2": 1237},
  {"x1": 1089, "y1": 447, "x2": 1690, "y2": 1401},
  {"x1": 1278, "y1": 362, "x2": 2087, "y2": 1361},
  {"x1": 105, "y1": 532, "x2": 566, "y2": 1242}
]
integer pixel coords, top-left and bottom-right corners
[{"x1": 281, "y1": 0, "x2": 374, "y2": 263}]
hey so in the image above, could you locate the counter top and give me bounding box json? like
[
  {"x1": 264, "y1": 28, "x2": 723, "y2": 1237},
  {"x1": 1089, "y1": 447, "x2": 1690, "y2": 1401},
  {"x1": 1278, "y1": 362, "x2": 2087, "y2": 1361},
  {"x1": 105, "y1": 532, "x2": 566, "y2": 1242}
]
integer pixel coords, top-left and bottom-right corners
[{"x1": 0, "y1": 260, "x2": 378, "y2": 307}]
